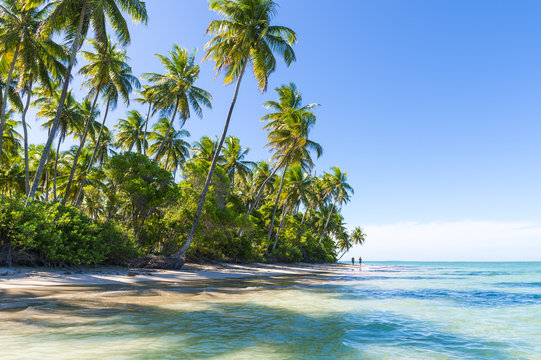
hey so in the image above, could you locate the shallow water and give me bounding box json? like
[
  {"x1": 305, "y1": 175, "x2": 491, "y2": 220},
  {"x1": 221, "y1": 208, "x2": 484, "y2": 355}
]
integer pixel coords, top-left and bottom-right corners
[{"x1": 1, "y1": 262, "x2": 540, "y2": 359}]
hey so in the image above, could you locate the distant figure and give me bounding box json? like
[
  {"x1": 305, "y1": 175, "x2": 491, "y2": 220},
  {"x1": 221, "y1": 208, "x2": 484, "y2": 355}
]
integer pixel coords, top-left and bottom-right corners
[
  {"x1": 359, "y1": 257, "x2": 363, "y2": 267},
  {"x1": 351, "y1": 257, "x2": 355, "y2": 265}
]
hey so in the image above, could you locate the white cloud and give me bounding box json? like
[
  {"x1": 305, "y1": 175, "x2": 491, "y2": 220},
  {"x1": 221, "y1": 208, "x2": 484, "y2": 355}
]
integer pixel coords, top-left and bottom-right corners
[{"x1": 345, "y1": 220, "x2": 541, "y2": 261}]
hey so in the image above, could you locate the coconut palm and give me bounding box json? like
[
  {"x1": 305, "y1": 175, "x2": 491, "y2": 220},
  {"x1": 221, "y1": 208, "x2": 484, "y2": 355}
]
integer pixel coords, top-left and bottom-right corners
[
  {"x1": 143, "y1": 45, "x2": 211, "y2": 161},
  {"x1": 174, "y1": 0, "x2": 297, "y2": 263},
  {"x1": 134, "y1": 85, "x2": 158, "y2": 156},
  {"x1": 319, "y1": 167, "x2": 354, "y2": 244},
  {"x1": 0, "y1": 112, "x2": 21, "y2": 165},
  {"x1": 74, "y1": 40, "x2": 139, "y2": 206},
  {"x1": 222, "y1": 136, "x2": 254, "y2": 193},
  {"x1": 37, "y1": 87, "x2": 84, "y2": 200},
  {"x1": 28, "y1": 0, "x2": 148, "y2": 201},
  {"x1": 114, "y1": 110, "x2": 146, "y2": 153},
  {"x1": 0, "y1": 0, "x2": 66, "y2": 167},
  {"x1": 350, "y1": 226, "x2": 366, "y2": 247},
  {"x1": 148, "y1": 117, "x2": 191, "y2": 173},
  {"x1": 64, "y1": 38, "x2": 137, "y2": 202},
  {"x1": 260, "y1": 84, "x2": 322, "y2": 247},
  {"x1": 272, "y1": 164, "x2": 312, "y2": 250},
  {"x1": 192, "y1": 136, "x2": 222, "y2": 163}
]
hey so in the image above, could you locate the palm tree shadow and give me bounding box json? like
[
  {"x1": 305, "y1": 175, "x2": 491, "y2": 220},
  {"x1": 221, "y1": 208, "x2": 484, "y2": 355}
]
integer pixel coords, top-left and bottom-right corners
[{"x1": 0, "y1": 278, "x2": 521, "y2": 359}]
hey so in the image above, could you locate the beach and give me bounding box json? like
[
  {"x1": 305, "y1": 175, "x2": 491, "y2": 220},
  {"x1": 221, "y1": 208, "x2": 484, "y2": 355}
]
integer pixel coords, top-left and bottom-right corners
[
  {"x1": 0, "y1": 262, "x2": 337, "y2": 293},
  {"x1": 1, "y1": 262, "x2": 540, "y2": 359}
]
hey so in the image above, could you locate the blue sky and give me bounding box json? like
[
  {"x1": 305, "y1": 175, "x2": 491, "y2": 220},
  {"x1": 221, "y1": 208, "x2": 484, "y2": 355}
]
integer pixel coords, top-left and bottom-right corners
[{"x1": 26, "y1": 0, "x2": 541, "y2": 260}]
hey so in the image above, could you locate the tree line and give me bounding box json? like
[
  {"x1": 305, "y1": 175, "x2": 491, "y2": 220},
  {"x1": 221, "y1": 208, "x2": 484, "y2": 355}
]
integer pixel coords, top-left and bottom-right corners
[{"x1": 0, "y1": 0, "x2": 365, "y2": 267}]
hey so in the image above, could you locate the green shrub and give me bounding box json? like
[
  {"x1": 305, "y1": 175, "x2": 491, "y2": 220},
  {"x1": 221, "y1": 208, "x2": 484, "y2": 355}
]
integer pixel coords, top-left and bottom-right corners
[{"x1": 0, "y1": 197, "x2": 136, "y2": 266}]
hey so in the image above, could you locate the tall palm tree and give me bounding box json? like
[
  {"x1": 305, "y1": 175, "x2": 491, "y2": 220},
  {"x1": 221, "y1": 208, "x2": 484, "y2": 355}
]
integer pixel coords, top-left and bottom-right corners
[
  {"x1": 148, "y1": 117, "x2": 191, "y2": 173},
  {"x1": 261, "y1": 84, "x2": 322, "y2": 247},
  {"x1": 64, "y1": 38, "x2": 137, "y2": 203},
  {"x1": 248, "y1": 84, "x2": 319, "y2": 216},
  {"x1": 0, "y1": 111, "x2": 21, "y2": 166},
  {"x1": 143, "y1": 45, "x2": 211, "y2": 162},
  {"x1": 114, "y1": 110, "x2": 145, "y2": 153},
  {"x1": 36, "y1": 86, "x2": 84, "y2": 200},
  {"x1": 0, "y1": 0, "x2": 66, "y2": 166},
  {"x1": 192, "y1": 136, "x2": 222, "y2": 163},
  {"x1": 222, "y1": 136, "x2": 254, "y2": 193},
  {"x1": 134, "y1": 85, "x2": 157, "y2": 156},
  {"x1": 28, "y1": 0, "x2": 148, "y2": 201},
  {"x1": 319, "y1": 167, "x2": 354, "y2": 244},
  {"x1": 176, "y1": 0, "x2": 297, "y2": 263},
  {"x1": 74, "y1": 42, "x2": 139, "y2": 206},
  {"x1": 272, "y1": 164, "x2": 311, "y2": 250}
]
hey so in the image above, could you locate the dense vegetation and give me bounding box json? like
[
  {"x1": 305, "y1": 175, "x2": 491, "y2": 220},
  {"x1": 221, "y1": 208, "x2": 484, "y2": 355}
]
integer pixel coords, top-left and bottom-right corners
[{"x1": 0, "y1": 0, "x2": 365, "y2": 267}]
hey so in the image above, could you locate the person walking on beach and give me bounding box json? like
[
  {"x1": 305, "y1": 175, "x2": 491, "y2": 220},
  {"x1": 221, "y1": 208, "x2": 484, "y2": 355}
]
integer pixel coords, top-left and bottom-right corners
[
  {"x1": 351, "y1": 257, "x2": 355, "y2": 265},
  {"x1": 359, "y1": 257, "x2": 363, "y2": 268}
]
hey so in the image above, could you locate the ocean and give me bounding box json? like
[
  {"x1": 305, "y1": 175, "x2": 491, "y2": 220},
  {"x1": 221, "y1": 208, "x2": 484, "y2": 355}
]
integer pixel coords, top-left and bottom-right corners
[{"x1": 1, "y1": 262, "x2": 540, "y2": 359}]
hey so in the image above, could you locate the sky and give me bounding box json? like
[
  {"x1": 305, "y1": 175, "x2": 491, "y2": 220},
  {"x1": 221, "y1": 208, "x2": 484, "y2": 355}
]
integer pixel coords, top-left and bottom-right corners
[{"x1": 25, "y1": 0, "x2": 541, "y2": 261}]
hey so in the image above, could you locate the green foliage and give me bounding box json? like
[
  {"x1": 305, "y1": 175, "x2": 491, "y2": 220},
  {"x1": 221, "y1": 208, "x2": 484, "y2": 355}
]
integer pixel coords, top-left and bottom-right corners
[{"x1": 0, "y1": 196, "x2": 137, "y2": 266}]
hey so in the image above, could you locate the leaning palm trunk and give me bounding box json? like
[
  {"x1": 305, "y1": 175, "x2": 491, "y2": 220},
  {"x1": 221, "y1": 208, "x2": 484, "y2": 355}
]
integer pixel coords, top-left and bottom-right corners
[
  {"x1": 27, "y1": 3, "x2": 87, "y2": 202},
  {"x1": 153, "y1": 97, "x2": 179, "y2": 162},
  {"x1": 247, "y1": 145, "x2": 295, "y2": 216},
  {"x1": 63, "y1": 88, "x2": 101, "y2": 204},
  {"x1": 0, "y1": 41, "x2": 20, "y2": 164},
  {"x1": 272, "y1": 205, "x2": 288, "y2": 251},
  {"x1": 53, "y1": 138, "x2": 62, "y2": 200},
  {"x1": 21, "y1": 82, "x2": 32, "y2": 195},
  {"x1": 142, "y1": 102, "x2": 152, "y2": 155},
  {"x1": 173, "y1": 62, "x2": 247, "y2": 265},
  {"x1": 74, "y1": 97, "x2": 110, "y2": 206},
  {"x1": 319, "y1": 201, "x2": 336, "y2": 244},
  {"x1": 267, "y1": 163, "x2": 288, "y2": 247}
]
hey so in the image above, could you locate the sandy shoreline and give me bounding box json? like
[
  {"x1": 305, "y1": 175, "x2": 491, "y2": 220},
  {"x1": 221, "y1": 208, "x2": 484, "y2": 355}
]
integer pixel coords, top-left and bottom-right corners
[{"x1": 0, "y1": 263, "x2": 343, "y2": 291}]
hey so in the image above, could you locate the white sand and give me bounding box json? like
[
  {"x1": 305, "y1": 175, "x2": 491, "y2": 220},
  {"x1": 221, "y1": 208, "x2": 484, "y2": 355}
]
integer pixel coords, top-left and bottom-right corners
[{"x1": 0, "y1": 263, "x2": 341, "y2": 290}]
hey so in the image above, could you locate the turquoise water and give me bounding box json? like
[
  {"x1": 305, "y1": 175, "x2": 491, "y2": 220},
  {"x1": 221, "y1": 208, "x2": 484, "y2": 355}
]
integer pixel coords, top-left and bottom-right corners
[{"x1": 1, "y1": 262, "x2": 540, "y2": 359}]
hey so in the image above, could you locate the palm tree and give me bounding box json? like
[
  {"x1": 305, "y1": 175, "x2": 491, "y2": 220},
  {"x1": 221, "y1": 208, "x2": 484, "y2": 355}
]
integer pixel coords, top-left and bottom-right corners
[
  {"x1": 192, "y1": 136, "x2": 222, "y2": 163},
  {"x1": 74, "y1": 42, "x2": 139, "y2": 206},
  {"x1": 148, "y1": 117, "x2": 191, "y2": 173},
  {"x1": 134, "y1": 85, "x2": 157, "y2": 156},
  {"x1": 143, "y1": 45, "x2": 211, "y2": 162},
  {"x1": 319, "y1": 167, "x2": 354, "y2": 244},
  {"x1": 27, "y1": 0, "x2": 148, "y2": 201},
  {"x1": 350, "y1": 226, "x2": 366, "y2": 247},
  {"x1": 0, "y1": 0, "x2": 66, "y2": 166},
  {"x1": 0, "y1": 111, "x2": 21, "y2": 166},
  {"x1": 272, "y1": 164, "x2": 311, "y2": 250},
  {"x1": 36, "y1": 86, "x2": 84, "y2": 200},
  {"x1": 222, "y1": 136, "x2": 254, "y2": 193},
  {"x1": 64, "y1": 38, "x2": 137, "y2": 203},
  {"x1": 176, "y1": 0, "x2": 297, "y2": 263},
  {"x1": 114, "y1": 110, "x2": 146, "y2": 153},
  {"x1": 261, "y1": 84, "x2": 322, "y2": 248}
]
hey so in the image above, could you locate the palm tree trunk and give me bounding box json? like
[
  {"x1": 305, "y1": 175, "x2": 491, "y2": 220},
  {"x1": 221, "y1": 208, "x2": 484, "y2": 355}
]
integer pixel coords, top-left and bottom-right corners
[
  {"x1": 164, "y1": 147, "x2": 171, "y2": 170},
  {"x1": 301, "y1": 207, "x2": 309, "y2": 224},
  {"x1": 173, "y1": 62, "x2": 247, "y2": 265},
  {"x1": 272, "y1": 206, "x2": 288, "y2": 251},
  {"x1": 143, "y1": 102, "x2": 151, "y2": 156},
  {"x1": 248, "y1": 145, "x2": 295, "y2": 216},
  {"x1": 27, "y1": 2, "x2": 87, "y2": 202},
  {"x1": 63, "y1": 87, "x2": 100, "y2": 204},
  {"x1": 267, "y1": 163, "x2": 288, "y2": 246},
  {"x1": 153, "y1": 97, "x2": 179, "y2": 162},
  {"x1": 53, "y1": 138, "x2": 62, "y2": 201},
  {"x1": 319, "y1": 200, "x2": 336, "y2": 244},
  {"x1": 0, "y1": 41, "x2": 20, "y2": 164},
  {"x1": 74, "y1": 96, "x2": 110, "y2": 206},
  {"x1": 21, "y1": 82, "x2": 32, "y2": 195}
]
